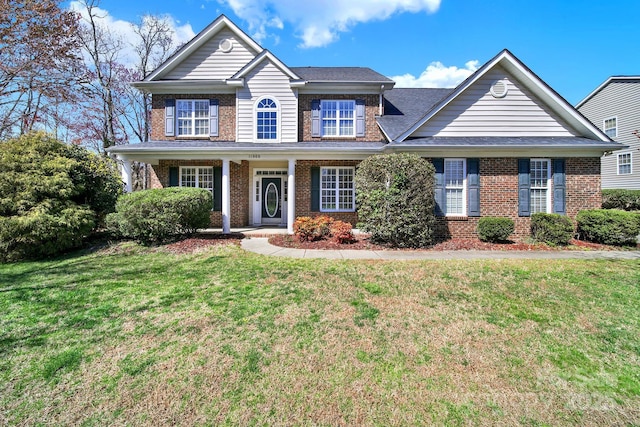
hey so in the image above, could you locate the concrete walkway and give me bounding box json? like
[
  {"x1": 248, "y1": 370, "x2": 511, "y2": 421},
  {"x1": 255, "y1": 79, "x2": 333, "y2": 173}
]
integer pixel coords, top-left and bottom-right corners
[{"x1": 241, "y1": 237, "x2": 640, "y2": 260}]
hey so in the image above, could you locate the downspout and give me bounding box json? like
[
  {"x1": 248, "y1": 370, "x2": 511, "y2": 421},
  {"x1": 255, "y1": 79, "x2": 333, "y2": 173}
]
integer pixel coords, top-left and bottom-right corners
[{"x1": 379, "y1": 85, "x2": 385, "y2": 116}]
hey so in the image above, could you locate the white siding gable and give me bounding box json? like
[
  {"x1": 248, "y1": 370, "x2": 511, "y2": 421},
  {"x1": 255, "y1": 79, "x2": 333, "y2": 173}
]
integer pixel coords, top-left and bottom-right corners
[
  {"x1": 413, "y1": 66, "x2": 579, "y2": 137},
  {"x1": 164, "y1": 29, "x2": 258, "y2": 80},
  {"x1": 237, "y1": 60, "x2": 298, "y2": 143}
]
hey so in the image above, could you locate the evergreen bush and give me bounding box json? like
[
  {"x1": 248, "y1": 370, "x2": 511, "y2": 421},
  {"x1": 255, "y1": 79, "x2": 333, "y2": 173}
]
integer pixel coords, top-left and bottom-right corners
[
  {"x1": 477, "y1": 217, "x2": 515, "y2": 242},
  {"x1": 355, "y1": 153, "x2": 436, "y2": 248},
  {"x1": 576, "y1": 209, "x2": 640, "y2": 246},
  {"x1": 601, "y1": 189, "x2": 640, "y2": 211},
  {"x1": 530, "y1": 213, "x2": 574, "y2": 246}
]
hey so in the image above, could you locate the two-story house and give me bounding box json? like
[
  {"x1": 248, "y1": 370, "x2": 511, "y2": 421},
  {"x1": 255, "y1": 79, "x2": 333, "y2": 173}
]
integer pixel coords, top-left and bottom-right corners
[
  {"x1": 577, "y1": 76, "x2": 640, "y2": 190},
  {"x1": 108, "y1": 15, "x2": 623, "y2": 238}
]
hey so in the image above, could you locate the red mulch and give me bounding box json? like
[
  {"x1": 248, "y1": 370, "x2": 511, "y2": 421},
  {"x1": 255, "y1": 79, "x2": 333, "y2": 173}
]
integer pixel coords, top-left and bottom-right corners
[
  {"x1": 268, "y1": 234, "x2": 630, "y2": 252},
  {"x1": 164, "y1": 233, "x2": 243, "y2": 254}
]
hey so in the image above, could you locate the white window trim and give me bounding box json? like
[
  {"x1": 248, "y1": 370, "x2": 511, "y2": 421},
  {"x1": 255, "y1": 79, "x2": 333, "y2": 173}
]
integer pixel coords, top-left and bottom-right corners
[
  {"x1": 603, "y1": 116, "x2": 617, "y2": 139},
  {"x1": 444, "y1": 158, "x2": 467, "y2": 217},
  {"x1": 617, "y1": 152, "x2": 632, "y2": 175},
  {"x1": 176, "y1": 99, "x2": 209, "y2": 137},
  {"x1": 179, "y1": 166, "x2": 215, "y2": 208},
  {"x1": 320, "y1": 166, "x2": 356, "y2": 212},
  {"x1": 530, "y1": 158, "x2": 551, "y2": 214},
  {"x1": 321, "y1": 100, "x2": 356, "y2": 138},
  {"x1": 254, "y1": 96, "x2": 280, "y2": 143}
]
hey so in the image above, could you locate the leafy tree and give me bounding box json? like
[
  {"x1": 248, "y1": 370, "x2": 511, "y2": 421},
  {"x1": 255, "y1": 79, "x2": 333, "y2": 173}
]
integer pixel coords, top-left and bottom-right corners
[
  {"x1": 355, "y1": 153, "x2": 436, "y2": 248},
  {"x1": 0, "y1": 132, "x2": 122, "y2": 261},
  {"x1": 0, "y1": 0, "x2": 82, "y2": 139}
]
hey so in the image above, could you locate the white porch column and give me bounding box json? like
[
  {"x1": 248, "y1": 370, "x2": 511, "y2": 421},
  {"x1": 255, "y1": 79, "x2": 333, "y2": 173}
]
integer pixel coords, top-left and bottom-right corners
[
  {"x1": 222, "y1": 158, "x2": 231, "y2": 234},
  {"x1": 120, "y1": 158, "x2": 133, "y2": 193},
  {"x1": 287, "y1": 158, "x2": 296, "y2": 234}
]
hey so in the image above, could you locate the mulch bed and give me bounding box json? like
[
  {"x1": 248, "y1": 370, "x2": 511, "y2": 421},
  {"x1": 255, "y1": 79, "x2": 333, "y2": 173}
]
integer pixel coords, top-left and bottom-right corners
[
  {"x1": 164, "y1": 233, "x2": 244, "y2": 254},
  {"x1": 268, "y1": 234, "x2": 629, "y2": 252}
]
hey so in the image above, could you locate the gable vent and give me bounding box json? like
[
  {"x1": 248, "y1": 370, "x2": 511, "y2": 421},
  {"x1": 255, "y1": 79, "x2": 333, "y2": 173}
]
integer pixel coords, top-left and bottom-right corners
[
  {"x1": 219, "y1": 38, "x2": 233, "y2": 53},
  {"x1": 490, "y1": 80, "x2": 508, "y2": 98}
]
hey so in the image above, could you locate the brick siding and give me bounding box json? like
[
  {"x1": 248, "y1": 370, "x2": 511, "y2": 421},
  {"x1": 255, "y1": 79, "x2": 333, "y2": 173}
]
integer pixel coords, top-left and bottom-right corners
[
  {"x1": 298, "y1": 95, "x2": 385, "y2": 142},
  {"x1": 150, "y1": 94, "x2": 236, "y2": 141}
]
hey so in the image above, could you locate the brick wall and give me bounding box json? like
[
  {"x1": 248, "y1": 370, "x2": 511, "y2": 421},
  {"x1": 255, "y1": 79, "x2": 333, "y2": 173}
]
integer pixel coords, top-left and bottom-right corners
[
  {"x1": 434, "y1": 157, "x2": 601, "y2": 240},
  {"x1": 295, "y1": 160, "x2": 361, "y2": 225},
  {"x1": 298, "y1": 95, "x2": 385, "y2": 142},
  {"x1": 148, "y1": 159, "x2": 249, "y2": 227},
  {"x1": 150, "y1": 94, "x2": 236, "y2": 141}
]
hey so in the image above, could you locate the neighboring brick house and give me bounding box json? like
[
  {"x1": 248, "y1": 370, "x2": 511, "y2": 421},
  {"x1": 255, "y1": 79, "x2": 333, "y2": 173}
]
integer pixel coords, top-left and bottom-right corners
[
  {"x1": 577, "y1": 76, "x2": 640, "y2": 190},
  {"x1": 107, "y1": 15, "x2": 623, "y2": 238}
]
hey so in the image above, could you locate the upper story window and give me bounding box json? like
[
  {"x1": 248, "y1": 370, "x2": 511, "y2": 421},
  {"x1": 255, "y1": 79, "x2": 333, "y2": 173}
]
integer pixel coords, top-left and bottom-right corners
[
  {"x1": 530, "y1": 159, "x2": 551, "y2": 214},
  {"x1": 321, "y1": 100, "x2": 355, "y2": 137},
  {"x1": 618, "y1": 152, "x2": 632, "y2": 175},
  {"x1": 177, "y1": 100, "x2": 209, "y2": 136},
  {"x1": 603, "y1": 117, "x2": 617, "y2": 138},
  {"x1": 256, "y1": 97, "x2": 278, "y2": 141}
]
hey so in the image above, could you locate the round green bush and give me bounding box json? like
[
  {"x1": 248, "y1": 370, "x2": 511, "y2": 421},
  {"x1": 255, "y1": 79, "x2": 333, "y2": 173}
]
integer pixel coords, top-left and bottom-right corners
[
  {"x1": 530, "y1": 213, "x2": 574, "y2": 246},
  {"x1": 477, "y1": 217, "x2": 515, "y2": 242},
  {"x1": 107, "y1": 187, "x2": 212, "y2": 244},
  {"x1": 0, "y1": 132, "x2": 121, "y2": 261},
  {"x1": 576, "y1": 209, "x2": 640, "y2": 246},
  {"x1": 355, "y1": 153, "x2": 436, "y2": 248}
]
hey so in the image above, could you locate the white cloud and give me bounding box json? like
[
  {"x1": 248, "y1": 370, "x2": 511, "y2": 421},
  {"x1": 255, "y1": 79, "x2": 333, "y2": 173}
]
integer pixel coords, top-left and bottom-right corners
[
  {"x1": 69, "y1": 1, "x2": 196, "y2": 68},
  {"x1": 391, "y1": 60, "x2": 480, "y2": 88},
  {"x1": 217, "y1": 0, "x2": 441, "y2": 48}
]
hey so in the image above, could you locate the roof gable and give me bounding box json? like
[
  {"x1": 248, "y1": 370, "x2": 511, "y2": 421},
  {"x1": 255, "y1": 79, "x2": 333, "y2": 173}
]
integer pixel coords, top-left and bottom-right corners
[
  {"x1": 230, "y1": 50, "x2": 301, "y2": 82},
  {"x1": 145, "y1": 15, "x2": 263, "y2": 81},
  {"x1": 397, "y1": 50, "x2": 610, "y2": 142},
  {"x1": 576, "y1": 76, "x2": 640, "y2": 108}
]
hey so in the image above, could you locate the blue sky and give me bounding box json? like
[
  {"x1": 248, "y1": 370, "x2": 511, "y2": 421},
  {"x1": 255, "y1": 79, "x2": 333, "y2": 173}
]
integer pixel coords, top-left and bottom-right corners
[{"x1": 68, "y1": 0, "x2": 638, "y2": 104}]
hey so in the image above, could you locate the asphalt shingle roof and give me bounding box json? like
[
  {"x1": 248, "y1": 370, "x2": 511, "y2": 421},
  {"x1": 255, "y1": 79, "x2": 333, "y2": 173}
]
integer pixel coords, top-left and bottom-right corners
[
  {"x1": 376, "y1": 88, "x2": 454, "y2": 141},
  {"x1": 290, "y1": 67, "x2": 394, "y2": 83}
]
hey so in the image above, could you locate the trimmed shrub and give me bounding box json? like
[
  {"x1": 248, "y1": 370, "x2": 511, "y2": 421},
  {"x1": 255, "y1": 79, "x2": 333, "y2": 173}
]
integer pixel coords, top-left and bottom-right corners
[
  {"x1": 477, "y1": 217, "x2": 515, "y2": 242},
  {"x1": 355, "y1": 153, "x2": 436, "y2": 248},
  {"x1": 530, "y1": 213, "x2": 574, "y2": 246},
  {"x1": 293, "y1": 216, "x2": 333, "y2": 242},
  {"x1": 602, "y1": 189, "x2": 640, "y2": 211},
  {"x1": 330, "y1": 220, "x2": 355, "y2": 244},
  {"x1": 576, "y1": 209, "x2": 640, "y2": 246},
  {"x1": 107, "y1": 187, "x2": 212, "y2": 244},
  {"x1": 0, "y1": 132, "x2": 121, "y2": 261}
]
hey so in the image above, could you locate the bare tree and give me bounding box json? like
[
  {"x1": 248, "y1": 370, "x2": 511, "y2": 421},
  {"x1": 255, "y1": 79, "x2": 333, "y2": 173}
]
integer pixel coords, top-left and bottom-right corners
[{"x1": 0, "y1": 0, "x2": 82, "y2": 139}]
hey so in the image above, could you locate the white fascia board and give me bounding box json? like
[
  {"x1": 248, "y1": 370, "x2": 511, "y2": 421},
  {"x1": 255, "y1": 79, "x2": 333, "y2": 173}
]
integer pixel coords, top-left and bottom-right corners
[
  {"x1": 576, "y1": 76, "x2": 640, "y2": 108},
  {"x1": 144, "y1": 15, "x2": 262, "y2": 82},
  {"x1": 397, "y1": 49, "x2": 610, "y2": 143},
  {"x1": 383, "y1": 144, "x2": 621, "y2": 158},
  {"x1": 395, "y1": 51, "x2": 510, "y2": 142},
  {"x1": 499, "y1": 58, "x2": 611, "y2": 142},
  {"x1": 131, "y1": 80, "x2": 234, "y2": 94},
  {"x1": 231, "y1": 50, "x2": 301, "y2": 81}
]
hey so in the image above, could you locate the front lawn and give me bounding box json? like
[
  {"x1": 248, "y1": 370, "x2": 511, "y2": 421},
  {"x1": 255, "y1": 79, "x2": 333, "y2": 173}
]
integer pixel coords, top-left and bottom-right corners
[{"x1": 1, "y1": 242, "x2": 638, "y2": 425}]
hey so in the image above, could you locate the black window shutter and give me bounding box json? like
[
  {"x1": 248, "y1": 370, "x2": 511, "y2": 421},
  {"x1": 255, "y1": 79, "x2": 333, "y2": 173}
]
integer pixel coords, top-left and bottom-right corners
[
  {"x1": 311, "y1": 100, "x2": 321, "y2": 137},
  {"x1": 467, "y1": 158, "x2": 480, "y2": 217},
  {"x1": 213, "y1": 167, "x2": 222, "y2": 211},
  {"x1": 168, "y1": 167, "x2": 179, "y2": 187},
  {"x1": 518, "y1": 159, "x2": 531, "y2": 217},
  {"x1": 433, "y1": 158, "x2": 445, "y2": 216},
  {"x1": 553, "y1": 159, "x2": 566, "y2": 215},
  {"x1": 310, "y1": 167, "x2": 320, "y2": 211}
]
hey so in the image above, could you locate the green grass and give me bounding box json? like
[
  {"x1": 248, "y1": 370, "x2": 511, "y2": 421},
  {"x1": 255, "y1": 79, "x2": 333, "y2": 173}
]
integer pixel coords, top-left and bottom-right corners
[{"x1": 0, "y1": 242, "x2": 639, "y2": 425}]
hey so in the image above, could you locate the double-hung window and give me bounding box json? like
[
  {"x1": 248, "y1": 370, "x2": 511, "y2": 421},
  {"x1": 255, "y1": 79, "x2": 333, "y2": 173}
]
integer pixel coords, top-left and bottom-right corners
[
  {"x1": 321, "y1": 100, "x2": 355, "y2": 137},
  {"x1": 618, "y1": 152, "x2": 632, "y2": 175},
  {"x1": 177, "y1": 100, "x2": 209, "y2": 136},
  {"x1": 180, "y1": 167, "x2": 214, "y2": 203},
  {"x1": 320, "y1": 167, "x2": 355, "y2": 212},
  {"x1": 256, "y1": 97, "x2": 278, "y2": 141},
  {"x1": 444, "y1": 159, "x2": 466, "y2": 215},
  {"x1": 530, "y1": 159, "x2": 551, "y2": 213},
  {"x1": 603, "y1": 117, "x2": 617, "y2": 138}
]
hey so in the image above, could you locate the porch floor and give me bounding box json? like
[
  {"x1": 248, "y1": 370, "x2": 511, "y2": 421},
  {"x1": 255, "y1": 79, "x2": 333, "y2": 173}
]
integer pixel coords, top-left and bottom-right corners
[{"x1": 200, "y1": 227, "x2": 290, "y2": 237}]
